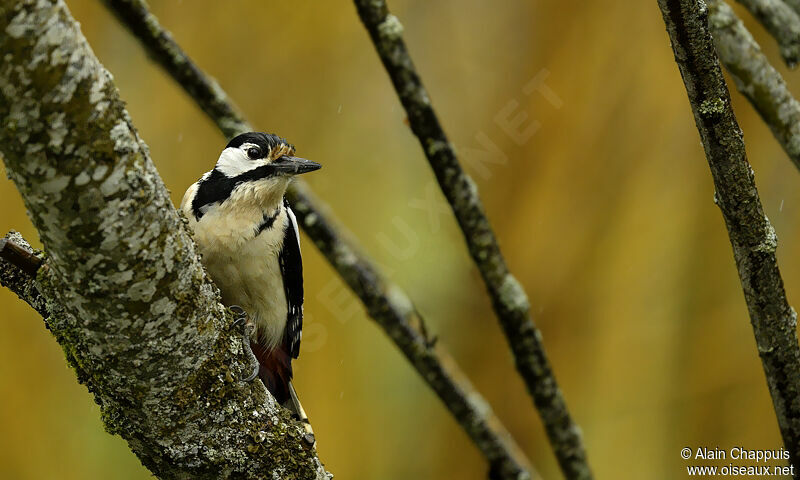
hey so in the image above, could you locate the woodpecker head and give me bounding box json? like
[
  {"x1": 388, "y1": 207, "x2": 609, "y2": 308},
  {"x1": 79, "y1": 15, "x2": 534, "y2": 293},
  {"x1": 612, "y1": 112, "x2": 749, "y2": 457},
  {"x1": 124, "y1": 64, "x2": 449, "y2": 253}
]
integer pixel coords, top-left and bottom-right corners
[{"x1": 188, "y1": 132, "x2": 321, "y2": 220}]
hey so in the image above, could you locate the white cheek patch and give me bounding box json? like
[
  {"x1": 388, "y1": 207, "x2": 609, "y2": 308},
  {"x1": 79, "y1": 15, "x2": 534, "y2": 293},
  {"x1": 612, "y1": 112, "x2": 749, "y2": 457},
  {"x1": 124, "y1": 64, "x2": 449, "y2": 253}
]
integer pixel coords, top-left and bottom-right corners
[{"x1": 215, "y1": 146, "x2": 265, "y2": 177}]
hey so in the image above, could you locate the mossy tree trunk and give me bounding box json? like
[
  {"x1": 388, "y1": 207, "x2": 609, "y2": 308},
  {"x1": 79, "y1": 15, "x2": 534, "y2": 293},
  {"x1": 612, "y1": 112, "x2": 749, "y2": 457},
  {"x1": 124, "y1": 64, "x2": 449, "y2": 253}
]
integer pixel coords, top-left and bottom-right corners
[{"x1": 0, "y1": 1, "x2": 329, "y2": 478}]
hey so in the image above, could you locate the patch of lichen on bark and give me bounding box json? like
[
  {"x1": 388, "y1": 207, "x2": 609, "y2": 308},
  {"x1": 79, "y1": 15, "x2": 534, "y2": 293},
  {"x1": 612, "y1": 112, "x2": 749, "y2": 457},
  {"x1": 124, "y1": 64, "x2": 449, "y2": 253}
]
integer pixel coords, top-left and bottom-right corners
[
  {"x1": 35, "y1": 267, "x2": 109, "y2": 389},
  {"x1": 1, "y1": 0, "x2": 220, "y2": 378},
  {"x1": 124, "y1": 307, "x2": 322, "y2": 479},
  {"x1": 0, "y1": 2, "x2": 141, "y2": 267}
]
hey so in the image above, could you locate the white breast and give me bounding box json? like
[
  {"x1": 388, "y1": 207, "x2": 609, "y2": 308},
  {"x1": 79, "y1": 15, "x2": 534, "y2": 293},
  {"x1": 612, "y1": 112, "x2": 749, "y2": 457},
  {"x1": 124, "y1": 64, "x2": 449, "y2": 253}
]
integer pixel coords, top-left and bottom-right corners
[{"x1": 180, "y1": 182, "x2": 289, "y2": 350}]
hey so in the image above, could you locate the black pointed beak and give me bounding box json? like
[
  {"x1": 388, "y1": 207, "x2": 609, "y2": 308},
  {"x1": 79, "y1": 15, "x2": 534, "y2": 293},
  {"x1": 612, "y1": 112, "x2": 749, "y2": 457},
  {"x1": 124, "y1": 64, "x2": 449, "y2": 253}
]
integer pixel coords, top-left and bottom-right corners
[{"x1": 273, "y1": 156, "x2": 321, "y2": 175}]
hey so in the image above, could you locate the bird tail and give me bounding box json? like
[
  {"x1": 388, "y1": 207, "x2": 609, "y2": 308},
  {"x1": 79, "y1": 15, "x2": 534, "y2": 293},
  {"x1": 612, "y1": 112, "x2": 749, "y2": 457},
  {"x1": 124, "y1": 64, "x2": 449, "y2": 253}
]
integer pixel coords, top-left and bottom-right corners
[
  {"x1": 250, "y1": 342, "x2": 315, "y2": 445},
  {"x1": 251, "y1": 341, "x2": 293, "y2": 403},
  {"x1": 287, "y1": 382, "x2": 316, "y2": 447}
]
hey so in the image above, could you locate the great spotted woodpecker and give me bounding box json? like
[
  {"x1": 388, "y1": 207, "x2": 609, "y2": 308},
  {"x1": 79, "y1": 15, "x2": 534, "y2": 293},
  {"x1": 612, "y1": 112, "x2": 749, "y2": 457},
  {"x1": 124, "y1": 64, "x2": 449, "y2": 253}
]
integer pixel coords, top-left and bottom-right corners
[{"x1": 180, "y1": 132, "x2": 320, "y2": 426}]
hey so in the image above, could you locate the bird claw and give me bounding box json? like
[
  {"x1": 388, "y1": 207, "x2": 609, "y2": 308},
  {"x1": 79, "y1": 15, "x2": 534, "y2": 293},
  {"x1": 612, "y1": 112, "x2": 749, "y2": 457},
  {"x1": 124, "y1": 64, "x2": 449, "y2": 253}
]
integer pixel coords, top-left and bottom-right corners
[
  {"x1": 242, "y1": 361, "x2": 260, "y2": 382},
  {"x1": 230, "y1": 305, "x2": 247, "y2": 328},
  {"x1": 229, "y1": 305, "x2": 260, "y2": 383}
]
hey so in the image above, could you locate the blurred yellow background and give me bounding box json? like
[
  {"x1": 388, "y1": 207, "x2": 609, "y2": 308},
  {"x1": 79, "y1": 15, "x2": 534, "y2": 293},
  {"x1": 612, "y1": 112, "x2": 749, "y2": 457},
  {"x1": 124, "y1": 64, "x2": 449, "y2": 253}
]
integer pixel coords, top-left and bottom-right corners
[{"x1": 2, "y1": 1, "x2": 800, "y2": 478}]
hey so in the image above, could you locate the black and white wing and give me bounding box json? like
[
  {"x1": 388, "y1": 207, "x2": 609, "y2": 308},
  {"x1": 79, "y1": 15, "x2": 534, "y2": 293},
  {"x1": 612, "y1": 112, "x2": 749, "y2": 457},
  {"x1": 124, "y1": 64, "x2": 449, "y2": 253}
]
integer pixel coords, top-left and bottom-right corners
[{"x1": 279, "y1": 199, "x2": 304, "y2": 359}]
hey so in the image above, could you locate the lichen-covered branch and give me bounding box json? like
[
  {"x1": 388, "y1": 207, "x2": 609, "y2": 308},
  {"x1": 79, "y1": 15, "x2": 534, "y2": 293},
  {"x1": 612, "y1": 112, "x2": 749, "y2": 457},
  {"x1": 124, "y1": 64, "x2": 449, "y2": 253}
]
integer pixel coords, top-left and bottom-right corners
[
  {"x1": 0, "y1": 1, "x2": 328, "y2": 478},
  {"x1": 709, "y1": 1, "x2": 800, "y2": 171},
  {"x1": 657, "y1": 0, "x2": 800, "y2": 472},
  {"x1": 352, "y1": 1, "x2": 592, "y2": 478},
  {"x1": 98, "y1": 0, "x2": 536, "y2": 477},
  {"x1": 786, "y1": 0, "x2": 800, "y2": 17},
  {"x1": 733, "y1": 0, "x2": 800, "y2": 67}
]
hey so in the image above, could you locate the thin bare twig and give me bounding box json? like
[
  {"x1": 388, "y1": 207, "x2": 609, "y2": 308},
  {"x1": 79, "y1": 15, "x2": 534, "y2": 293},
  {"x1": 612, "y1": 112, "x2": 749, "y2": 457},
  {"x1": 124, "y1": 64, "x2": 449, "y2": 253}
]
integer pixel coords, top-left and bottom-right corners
[
  {"x1": 99, "y1": 0, "x2": 535, "y2": 477},
  {"x1": 352, "y1": 1, "x2": 592, "y2": 478},
  {"x1": 709, "y1": 0, "x2": 800, "y2": 171},
  {"x1": 288, "y1": 183, "x2": 534, "y2": 479},
  {"x1": 99, "y1": 0, "x2": 247, "y2": 138},
  {"x1": 733, "y1": 0, "x2": 800, "y2": 67},
  {"x1": 658, "y1": 0, "x2": 800, "y2": 472}
]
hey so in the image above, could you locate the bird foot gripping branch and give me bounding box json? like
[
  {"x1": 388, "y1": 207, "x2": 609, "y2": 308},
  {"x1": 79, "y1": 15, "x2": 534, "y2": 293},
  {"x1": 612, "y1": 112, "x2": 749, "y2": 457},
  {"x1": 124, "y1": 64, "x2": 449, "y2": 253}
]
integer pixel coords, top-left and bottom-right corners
[{"x1": 229, "y1": 305, "x2": 260, "y2": 382}]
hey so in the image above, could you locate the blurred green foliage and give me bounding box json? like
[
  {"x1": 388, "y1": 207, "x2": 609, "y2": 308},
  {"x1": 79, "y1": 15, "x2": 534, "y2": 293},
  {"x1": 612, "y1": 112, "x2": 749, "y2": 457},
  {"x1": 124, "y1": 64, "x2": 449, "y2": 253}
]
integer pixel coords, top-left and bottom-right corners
[{"x1": 1, "y1": 1, "x2": 799, "y2": 478}]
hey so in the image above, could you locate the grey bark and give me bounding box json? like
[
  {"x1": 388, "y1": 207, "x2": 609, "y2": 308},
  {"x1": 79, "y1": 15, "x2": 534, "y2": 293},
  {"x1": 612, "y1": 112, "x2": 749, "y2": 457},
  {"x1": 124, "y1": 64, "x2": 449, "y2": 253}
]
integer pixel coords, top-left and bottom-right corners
[
  {"x1": 733, "y1": 0, "x2": 800, "y2": 67},
  {"x1": 709, "y1": 0, "x2": 800, "y2": 170},
  {"x1": 98, "y1": 0, "x2": 537, "y2": 477},
  {"x1": 352, "y1": 1, "x2": 593, "y2": 479},
  {"x1": 0, "y1": 1, "x2": 329, "y2": 478},
  {"x1": 786, "y1": 0, "x2": 800, "y2": 17},
  {"x1": 657, "y1": 0, "x2": 800, "y2": 473}
]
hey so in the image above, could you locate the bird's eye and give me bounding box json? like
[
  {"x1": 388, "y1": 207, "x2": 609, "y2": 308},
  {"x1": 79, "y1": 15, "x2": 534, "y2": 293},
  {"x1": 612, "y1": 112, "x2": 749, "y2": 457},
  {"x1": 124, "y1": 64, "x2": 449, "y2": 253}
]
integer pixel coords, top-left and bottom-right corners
[{"x1": 246, "y1": 147, "x2": 261, "y2": 159}]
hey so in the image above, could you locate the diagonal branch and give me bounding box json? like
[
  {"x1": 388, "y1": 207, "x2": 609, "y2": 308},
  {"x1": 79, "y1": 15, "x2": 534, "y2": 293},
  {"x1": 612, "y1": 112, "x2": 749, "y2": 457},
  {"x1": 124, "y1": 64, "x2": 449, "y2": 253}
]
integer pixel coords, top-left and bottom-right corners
[
  {"x1": 288, "y1": 184, "x2": 535, "y2": 480},
  {"x1": 787, "y1": 0, "x2": 800, "y2": 17},
  {"x1": 0, "y1": 1, "x2": 328, "y2": 478},
  {"x1": 709, "y1": 0, "x2": 800, "y2": 172},
  {"x1": 657, "y1": 0, "x2": 800, "y2": 472},
  {"x1": 99, "y1": 0, "x2": 536, "y2": 477},
  {"x1": 733, "y1": 0, "x2": 800, "y2": 67},
  {"x1": 96, "y1": 0, "x2": 247, "y2": 139},
  {"x1": 352, "y1": 1, "x2": 592, "y2": 478}
]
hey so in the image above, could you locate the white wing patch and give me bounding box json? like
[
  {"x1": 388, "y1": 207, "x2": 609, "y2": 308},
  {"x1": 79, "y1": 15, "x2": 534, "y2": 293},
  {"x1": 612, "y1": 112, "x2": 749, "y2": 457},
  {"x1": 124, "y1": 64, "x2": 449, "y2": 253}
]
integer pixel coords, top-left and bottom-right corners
[{"x1": 286, "y1": 205, "x2": 301, "y2": 249}]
